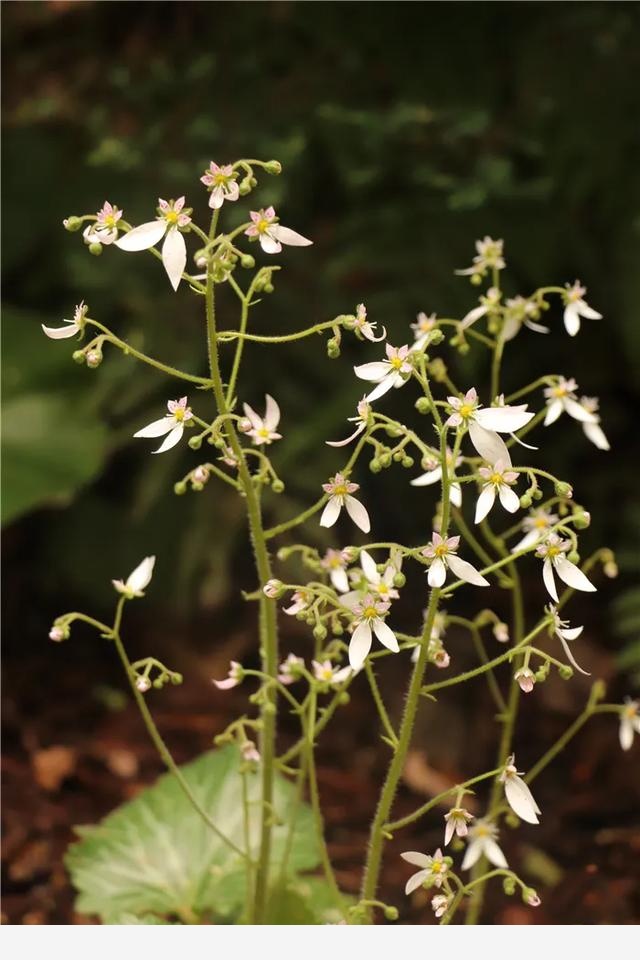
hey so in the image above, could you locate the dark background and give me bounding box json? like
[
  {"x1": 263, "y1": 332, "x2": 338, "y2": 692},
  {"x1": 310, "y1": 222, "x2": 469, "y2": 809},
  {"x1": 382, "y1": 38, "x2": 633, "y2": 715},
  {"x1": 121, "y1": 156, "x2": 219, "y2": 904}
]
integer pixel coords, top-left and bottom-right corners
[{"x1": 2, "y1": 0, "x2": 639, "y2": 925}]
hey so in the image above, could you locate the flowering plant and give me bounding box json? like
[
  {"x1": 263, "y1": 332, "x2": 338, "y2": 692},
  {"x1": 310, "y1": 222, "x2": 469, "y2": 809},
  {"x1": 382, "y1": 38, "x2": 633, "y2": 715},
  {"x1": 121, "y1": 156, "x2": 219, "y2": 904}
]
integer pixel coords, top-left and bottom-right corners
[{"x1": 46, "y1": 157, "x2": 633, "y2": 926}]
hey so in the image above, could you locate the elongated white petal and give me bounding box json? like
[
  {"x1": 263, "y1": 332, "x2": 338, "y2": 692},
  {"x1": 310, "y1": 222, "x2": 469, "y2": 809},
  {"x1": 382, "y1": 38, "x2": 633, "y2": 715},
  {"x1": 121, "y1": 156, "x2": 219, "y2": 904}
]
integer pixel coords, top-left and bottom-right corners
[
  {"x1": 326, "y1": 423, "x2": 365, "y2": 447},
  {"x1": 512, "y1": 529, "x2": 542, "y2": 553},
  {"x1": 115, "y1": 220, "x2": 167, "y2": 251},
  {"x1": 259, "y1": 233, "x2": 282, "y2": 254},
  {"x1": 428, "y1": 557, "x2": 447, "y2": 588},
  {"x1": 242, "y1": 402, "x2": 262, "y2": 431},
  {"x1": 509, "y1": 431, "x2": 538, "y2": 451},
  {"x1": 360, "y1": 550, "x2": 380, "y2": 584},
  {"x1": 410, "y1": 466, "x2": 442, "y2": 487},
  {"x1": 270, "y1": 224, "x2": 313, "y2": 247},
  {"x1": 405, "y1": 869, "x2": 430, "y2": 896},
  {"x1": 563, "y1": 304, "x2": 581, "y2": 336},
  {"x1": 344, "y1": 495, "x2": 371, "y2": 533},
  {"x1": 475, "y1": 485, "x2": 496, "y2": 524},
  {"x1": 525, "y1": 319, "x2": 550, "y2": 334},
  {"x1": 331, "y1": 568, "x2": 350, "y2": 593},
  {"x1": 619, "y1": 718, "x2": 634, "y2": 751},
  {"x1": 364, "y1": 375, "x2": 398, "y2": 403},
  {"x1": 468, "y1": 421, "x2": 511, "y2": 466},
  {"x1": 583, "y1": 421, "x2": 610, "y2": 451},
  {"x1": 564, "y1": 397, "x2": 597, "y2": 423},
  {"x1": 401, "y1": 851, "x2": 432, "y2": 868},
  {"x1": 127, "y1": 556, "x2": 156, "y2": 593},
  {"x1": 320, "y1": 496, "x2": 342, "y2": 528},
  {"x1": 474, "y1": 405, "x2": 534, "y2": 433},
  {"x1": 450, "y1": 483, "x2": 462, "y2": 507},
  {"x1": 483, "y1": 838, "x2": 508, "y2": 869},
  {"x1": 41, "y1": 321, "x2": 80, "y2": 340},
  {"x1": 373, "y1": 618, "x2": 399, "y2": 653},
  {"x1": 153, "y1": 423, "x2": 184, "y2": 454},
  {"x1": 447, "y1": 553, "x2": 489, "y2": 587},
  {"x1": 162, "y1": 228, "x2": 187, "y2": 291},
  {"x1": 554, "y1": 555, "x2": 597, "y2": 593},
  {"x1": 461, "y1": 840, "x2": 483, "y2": 871},
  {"x1": 444, "y1": 819, "x2": 456, "y2": 846},
  {"x1": 349, "y1": 621, "x2": 372, "y2": 670},
  {"x1": 542, "y1": 559, "x2": 559, "y2": 601},
  {"x1": 460, "y1": 304, "x2": 487, "y2": 330},
  {"x1": 338, "y1": 590, "x2": 362, "y2": 612},
  {"x1": 504, "y1": 776, "x2": 540, "y2": 824},
  {"x1": 264, "y1": 394, "x2": 281, "y2": 431},
  {"x1": 134, "y1": 417, "x2": 174, "y2": 439},
  {"x1": 557, "y1": 627, "x2": 590, "y2": 676},
  {"x1": 498, "y1": 484, "x2": 520, "y2": 514},
  {"x1": 578, "y1": 301, "x2": 602, "y2": 320},
  {"x1": 353, "y1": 361, "x2": 391, "y2": 382},
  {"x1": 544, "y1": 400, "x2": 563, "y2": 426},
  {"x1": 560, "y1": 625, "x2": 583, "y2": 641}
]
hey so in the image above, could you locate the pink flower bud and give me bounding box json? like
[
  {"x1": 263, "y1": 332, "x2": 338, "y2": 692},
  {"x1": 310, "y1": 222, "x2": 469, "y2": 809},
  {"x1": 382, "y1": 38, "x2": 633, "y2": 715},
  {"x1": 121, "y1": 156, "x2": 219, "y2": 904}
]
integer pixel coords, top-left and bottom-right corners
[{"x1": 49, "y1": 626, "x2": 65, "y2": 642}]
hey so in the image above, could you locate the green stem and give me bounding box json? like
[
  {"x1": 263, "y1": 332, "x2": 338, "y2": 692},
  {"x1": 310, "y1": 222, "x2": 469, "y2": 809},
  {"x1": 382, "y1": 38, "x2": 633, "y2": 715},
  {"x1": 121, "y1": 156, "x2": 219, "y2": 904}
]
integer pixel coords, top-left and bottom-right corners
[{"x1": 86, "y1": 319, "x2": 211, "y2": 385}]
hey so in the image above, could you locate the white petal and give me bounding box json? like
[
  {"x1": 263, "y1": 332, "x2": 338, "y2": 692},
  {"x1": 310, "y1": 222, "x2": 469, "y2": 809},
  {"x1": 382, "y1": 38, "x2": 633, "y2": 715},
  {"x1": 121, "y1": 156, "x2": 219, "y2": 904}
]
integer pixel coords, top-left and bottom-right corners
[
  {"x1": 474, "y1": 405, "x2": 534, "y2": 433},
  {"x1": 405, "y1": 869, "x2": 430, "y2": 896},
  {"x1": 410, "y1": 466, "x2": 442, "y2": 487},
  {"x1": 483, "y1": 838, "x2": 508, "y2": 869},
  {"x1": 320, "y1": 496, "x2": 342, "y2": 528},
  {"x1": 619, "y1": 718, "x2": 634, "y2": 751},
  {"x1": 127, "y1": 556, "x2": 156, "y2": 593},
  {"x1": 461, "y1": 840, "x2": 483, "y2": 871},
  {"x1": 560, "y1": 625, "x2": 583, "y2": 641},
  {"x1": 460, "y1": 304, "x2": 487, "y2": 330},
  {"x1": 474, "y1": 485, "x2": 496, "y2": 524},
  {"x1": 450, "y1": 483, "x2": 463, "y2": 508},
  {"x1": 153, "y1": 423, "x2": 184, "y2": 454},
  {"x1": 115, "y1": 220, "x2": 167, "y2": 252},
  {"x1": 428, "y1": 558, "x2": 447, "y2": 588},
  {"x1": 41, "y1": 322, "x2": 79, "y2": 340},
  {"x1": 259, "y1": 233, "x2": 282, "y2": 254},
  {"x1": 326, "y1": 423, "x2": 366, "y2": 447},
  {"x1": 544, "y1": 400, "x2": 563, "y2": 426},
  {"x1": 134, "y1": 417, "x2": 174, "y2": 439},
  {"x1": 364, "y1": 375, "x2": 398, "y2": 403},
  {"x1": 468, "y1": 421, "x2": 512, "y2": 466},
  {"x1": 512, "y1": 529, "x2": 541, "y2": 553},
  {"x1": 331, "y1": 568, "x2": 350, "y2": 594},
  {"x1": 577, "y1": 302, "x2": 602, "y2": 320},
  {"x1": 264, "y1": 394, "x2": 281, "y2": 431},
  {"x1": 349, "y1": 621, "x2": 372, "y2": 670},
  {"x1": 563, "y1": 304, "x2": 581, "y2": 336},
  {"x1": 270, "y1": 224, "x2": 313, "y2": 247},
  {"x1": 583, "y1": 421, "x2": 610, "y2": 451},
  {"x1": 564, "y1": 397, "x2": 597, "y2": 423},
  {"x1": 504, "y1": 776, "x2": 540, "y2": 824},
  {"x1": 498, "y1": 484, "x2": 520, "y2": 514},
  {"x1": 372, "y1": 618, "x2": 399, "y2": 653},
  {"x1": 444, "y1": 819, "x2": 456, "y2": 846},
  {"x1": 242, "y1": 402, "x2": 263, "y2": 431},
  {"x1": 339, "y1": 590, "x2": 362, "y2": 612},
  {"x1": 353, "y1": 361, "x2": 391, "y2": 382},
  {"x1": 542, "y1": 559, "x2": 559, "y2": 602},
  {"x1": 401, "y1": 851, "x2": 432, "y2": 868},
  {"x1": 447, "y1": 553, "x2": 489, "y2": 587},
  {"x1": 557, "y1": 628, "x2": 590, "y2": 676},
  {"x1": 554, "y1": 556, "x2": 597, "y2": 593},
  {"x1": 360, "y1": 550, "x2": 380, "y2": 584},
  {"x1": 344, "y1": 495, "x2": 371, "y2": 533},
  {"x1": 162, "y1": 228, "x2": 187, "y2": 291}
]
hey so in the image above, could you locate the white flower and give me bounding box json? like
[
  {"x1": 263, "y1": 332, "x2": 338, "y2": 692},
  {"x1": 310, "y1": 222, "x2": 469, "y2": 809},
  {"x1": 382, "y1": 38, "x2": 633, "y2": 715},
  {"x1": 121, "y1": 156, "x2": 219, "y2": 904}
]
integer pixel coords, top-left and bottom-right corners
[
  {"x1": 401, "y1": 848, "x2": 448, "y2": 894},
  {"x1": 241, "y1": 740, "x2": 260, "y2": 763},
  {"x1": 352, "y1": 303, "x2": 386, "y2": 342},
  {"x1": 422, "y1": 533, "x2": 489, "y2": 589},
  {"x1": 410, "y1": 447, "x2": 462, "y2": 508},
  {"x1": 431, "y1": 894, "x2": 450, "y2": 918},
  {"x1": 320, "y1": 548, "x2": 352, "y2": 593},
  {"x1": 578, "y1": 396, "x2": 610, "y2": 451},
  {"x1": 461, "y1": 819, "x2": 507, "y2": 870},
  {"x1": 134, "y1": 396, "x2": 193, "y2": 454},
  {"x1": 499, "y1": 754, "x2": 541, "y2": 824},
  {"x1": 536, "y1": 533, "x2": 597, "y2": 602},
  {"x1": 320, "y1": 473, "x2": 370, "y2": 533},
  {"x1": 512, "y1": 508, "x2": 559, "y2": 553},
  {"x1": 115, "y1": 197, "x2": 192, "y2": 291},
  {"x1": 213, "y1": 660, "x2": 243, "y2": 690},
  {"x1": 82, "y1": 201, "x2": 124, "y2": 248},
  {"x1": 283, "y1": 591, "x2": 310, "y2": 616},
  {"x1": 475, "y1": 460, "x2": 520, "y2": 524},
  {"x1": 445, "y1": 387, "x2": 535, "y2": 467},
  {"x1": 327, "y1": 397, "x2": 370, "y2": 447},
  {"x1": 410, "y1": 311, "x2": 438, "y2": 351},
  {"x1": 359, "y1": 549, "x2": 401, "y2": 603},
  {"x1": 354, "y1": 343, "x2": 413, "y2": 403},
  {"x1": 460, "y1": 286, "x2": 501, "y2": 330},
  {"x1": 112, "y1": 555, "x2": 155, "y2": 599},
  {"x1": 277, "y1": 653, "x2": 305, "y2": 684},
  {"x1": 444, "y1": 806, "x2": 474, "y2": 845},
  {"x1": 348, "y1": 595, "x2": 398, "y2": 669},
  {"x1": 543, "y1": 377, "x2": 598, "y2": 427},
  {"x1": 619, "y1": 698, "x2": 640, "y2": 751},
  {"x1": 547, "y1": 604, "x2": 589, "y2": 675},
  {"x1": 562, "y1": 281, "x2": 602, "y2": 336},
  {"x1": 42, "y1": 300, "x2": 87, "y2": 340},
  {"x1": 200, "y1": 162, "x2": 240, "y2": 209},
  {"x1": 502, "y1": 295, "x2": 549, "y2": 340},
  {"x1": 241, "y1": 394, "x2": 282, "y2": 445},
  {"x1": 456, "y1": 236, "x2": 505, "y2": 279},
  {"x1": 244, "y1": 206, "x2": 312, "y2": 254},
  {"x1": 515, "y1": 667, "x2": 536, "y2": 693},
  {"x1": 312, "y1": 659, "x2": 353, "y2": 686}
]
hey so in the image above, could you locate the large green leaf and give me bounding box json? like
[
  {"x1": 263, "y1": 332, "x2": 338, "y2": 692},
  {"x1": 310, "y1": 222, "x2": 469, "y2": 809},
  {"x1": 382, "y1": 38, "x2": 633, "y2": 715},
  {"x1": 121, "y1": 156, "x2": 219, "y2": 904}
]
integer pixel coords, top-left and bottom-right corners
[{"x1": 66, "y1": 746, "x2": 323, "y2": 924}]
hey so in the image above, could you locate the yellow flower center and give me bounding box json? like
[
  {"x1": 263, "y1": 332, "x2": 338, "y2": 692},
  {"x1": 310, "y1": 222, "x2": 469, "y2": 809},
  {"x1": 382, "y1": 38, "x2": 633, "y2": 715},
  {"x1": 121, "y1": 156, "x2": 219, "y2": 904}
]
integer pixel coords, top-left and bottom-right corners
[
  {"x1": 256, "y1": 218, "x2": 269, "y2": 234},
  {"x1": 624, "y1": 704, "x2": 637, "y2": 719},
  {"x1": 214, "y1": 173, "x2": 228, "y2": 185},
  {"x1": 165, "y1": 210, "x2": 179, "y2": 225},
  {"x1": 432, "y1": 862, "x2": 443, "y2": 874},
  {"x1": 258, "y1": 427, "x2": 271, "y2": 439},
  {"x1": 460, "y1": 404, "x2": 473, "y2": 418},
  {"x1": 534, "y1": 518, "x2": 548, "y2": 529},
  {"x1": 434, "y1": 544, "x2": 449, "y2": 558},
  {"x1": 378, "y1": 583, "x2": 389, "y2": 595},
  {"x1": 103, "y1": 214, "x2": 118, "y2": 228},
  {"x1": 552, "y1": 386, "x2": 567, "y2": 398},
  {"x1": 362, "y1": 606, "x2": 377, "y2": 620},
  {"x1": 490, "y1": 473, "x2": 503, "y2": 485},
  {"x1": 334, "y1": 484, "x2": 348, "y2": 496},
  {"x1": 390, "y1": 356, "x2": 404, "y2": 370},
  {"x1": 173, "y1": 408, "x2": 186, "y2": 422},
  {"x1": 546, "y1": 546, "x2": 560, "y2": 558}
]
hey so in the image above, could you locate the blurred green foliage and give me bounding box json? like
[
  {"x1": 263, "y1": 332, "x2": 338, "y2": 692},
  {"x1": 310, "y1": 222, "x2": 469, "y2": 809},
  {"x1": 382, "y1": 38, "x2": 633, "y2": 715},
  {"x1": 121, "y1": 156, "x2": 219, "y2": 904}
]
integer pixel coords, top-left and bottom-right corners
[{"x1": 2, "y1": 2, "x2": 639, "y2": 652}]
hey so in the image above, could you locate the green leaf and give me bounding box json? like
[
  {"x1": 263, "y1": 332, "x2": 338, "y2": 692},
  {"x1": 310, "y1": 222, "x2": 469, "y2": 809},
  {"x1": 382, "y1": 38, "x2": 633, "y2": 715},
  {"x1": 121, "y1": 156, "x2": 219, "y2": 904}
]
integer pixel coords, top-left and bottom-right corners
[
  {"x1": 66, "y1": 746, "x2": 321, "y2": 924},
  {"x1": 265, "y1": 877, "x2": 354, "y2": 925}
]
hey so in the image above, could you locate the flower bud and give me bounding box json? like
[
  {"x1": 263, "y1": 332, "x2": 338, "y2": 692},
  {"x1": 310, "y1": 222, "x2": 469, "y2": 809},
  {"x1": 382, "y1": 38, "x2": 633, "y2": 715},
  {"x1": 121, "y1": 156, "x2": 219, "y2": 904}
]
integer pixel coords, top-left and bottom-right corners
[
  {"x1": 174, "y1": 481, "x2": 187, "y2": 495},
  {"x1": 493, "y1": 622, "x2": 509, "y2": 643},
  {"x1": 519, "y1": 494, "x2": 533, "y2": 509},
  {"x1": 192, "y1": 466, "x2": 210, "y2": 485},
  {"x1": 238, "y1": 418, "x2": 252, "y2": 434},
  {"x1": 523, "y1": 887, "x2": 541, "y2": 907},
  {"x1": 263, "y1": 579, "x2": 284, "y2": 599},
  {"x1": 603, "y1": 560, "x2": 618, "y2": 578},
  {"x1": 369, "y1": 458, "x2": 381, "y2": 473},
  {"x1": 554, "y1": 481, "x2": 573, "y2": 499},
  {"x1": 264, "y1": 701, "x2": 277, "y2": 716},
  {"x1": 532, "y1": 488, "x2": 543, "y2": 500},
  {"x1": 535, "y1": 661, "x2": 550, "y2": 682},
  {"x1": 502, "y1": 876, "x2": 517, "y2": 896},
  {"x1": 384, "y1": 906, "x2": 399, "y2": 921},
  {"x1": 271, "y1": 479, "x2": 285, "y2": 494},
  {"x1": 567, "y1": 550, "x2": 580, "y2": 565},
  {"x1": 393, "y1": 572, "x2": 406, "y2": 588},
  {"x1": 471, "y1": 273, "x2": 483, "y2": 286},
  {"x1": 240, "y1": 254, "x2": 255, "y2": 269},
  {"x1": 188, "y1": 435, "x2": 203, "y2": 450},
  {"x1": 327, "y1": 337, "x2": 341, "y2": 358},
  {"x1": 265, "y1": 160, "x2": 282, "y2": 175},
  {"x1": 85, "y1": 349, "x2": 102, "y2": 368},
  {"x1": 63, "y1": 215, "x2": 82, "y2": 232},
  {"x1": 313, "y1": 623, "x2": 327, "y2": 641},
  {"x1": 415, "y1": 397, "x2": 431, "y2": 414},
  {"x1": 136, "y1": 676, "x2": 151, "y2": 693},
  {"x1": 171, "y1": 673, "x2": 183, "y2": 685},
  {"x1": 429, "y1": 328, "x2": 445, "y2": 346},
  {"x1": 49, "y1": 625, "x2": 66, "y2": 642},
  {"x1": 573, "y1": 510, "x2": 591, "y2": 529},
  {"x1": 558, "y1": 663, "x2": 574, "y2": 680},
  {"x1": 379, "y1": 452, "x2": 392, "y2": 468},
  {"x1": 72, "y1": 350, "x2": 86, "y2": 364},
  {"x1": 88, "y1": 242, "x2": 103, "y2": 256},
  {"x1": 401, "y1": 456, "x2": 414, "y2": 468},
  {"x1": 337, "y1": 691, "x2": 350, "y2": 705},
  {"x1": 239, "y1": 178, "x2": 253, "y2": 196},
  {"x1": 515, "y1": 667, "x2": 535, "y2": 693}
]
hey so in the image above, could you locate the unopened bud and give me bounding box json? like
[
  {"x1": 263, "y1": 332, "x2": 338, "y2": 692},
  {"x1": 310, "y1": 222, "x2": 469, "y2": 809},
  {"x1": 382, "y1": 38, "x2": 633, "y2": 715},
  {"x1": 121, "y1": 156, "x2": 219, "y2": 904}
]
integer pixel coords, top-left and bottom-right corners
[
  {"x1": 384, "y1": 906, "x2": 399, "y2": 921},
  {"x1": 558, "y1": 664, "x2": 574, "y2": 680},
  {"x1": 238, "y1": 418, "x2": 252, "y2": 434},
  {"x1": 515, "y1": 667, "x2": 536, "y2": 693},
  {"x1": 85, "y1": 349, "x2": 102, "y2": 368},
  {"x1": 603, "y1": 559, "x2": 618, "y2": 578},
  {"x1": 415, "y1": 397, "x2": 431, "y2": 414},
  {"x1": 271, "y1": 479, "x2": 285, "y2": 494},
  {"x1": 523, "y1": 887, "x2": 541, "y2": 907},
  {"x1": 88, "y1": 242, "x2": 103, "y2": 256},
  {"x1": 136, "y1": 676, "x2": 151, "y2": 693},
  {"x1": 327, "y1": 337, "x2": 340, "y2": 358},
  {"x1": 49, "y1": 625, "x2": 66, "y2": 642},
  {"x1": 393, "y1": 572, "x2": 406, "y2": 588},
  {"x1": 519, "y1": 494, "x2": 533, "y2": 509},
  {"x1": 72, "y1": 350, "x2": 86, "y2": 364},
  {"x1": 503, "y1": 876, "x2": 517, "y2": 896},
  {"x1": 567, "y1": 550, "x2": 580, "y2": 565},
  {"x1": 265, "y1": 160, "x2": 282, "y2": 175},
  {"x1": 240, "y1": 254, "x2": 255, "y2": 269},
  {"x1": 369, "y1": 458, "x2": 381, "y2": 473},
  {"x1": 263, "y1": 579, "x2": 284, "y2": 599},
  {"x1": 555, "y1": 481, "x2": 573, "y2": 499},
  {"x1": 188, "y1": 435, "x2": 203, "y2": 450},
  {"x1": 63, "y1": 216, "x2": 82, "y2": 232},
  {"x1": 313, "y1": 623, "x2": 327, "y2": 641},
  {"x1": 173, "y1": 481, "x2": 187, "y2": 495},
  {"x1": 493, "y1": 622, "x2": 509, "y2": 643},
  {"x1": 573, "y1": 510, "x2": 591, "y2": 529},
  {"x1": 193, "y1": 466, "x2": 210, "y2": 485}
]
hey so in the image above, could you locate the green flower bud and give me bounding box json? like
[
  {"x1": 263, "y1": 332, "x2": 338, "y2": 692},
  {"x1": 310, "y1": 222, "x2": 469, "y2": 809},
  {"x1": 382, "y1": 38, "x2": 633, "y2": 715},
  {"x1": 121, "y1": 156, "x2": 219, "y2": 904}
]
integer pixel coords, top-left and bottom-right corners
[
  {"x1": 503, "y1": 876, "x2": 517, "y2": 896},
  {"x1": 369, "y1": 458, "x2": 381, "y2": 473},
  {"x1": 532, "y1": 488, "x2": 543, "y2": 500},
  {"x1": 264, "y1": 282, "x2": 274, "y2": 294},
  {"x1": 313, "y1": 623, "x2": 327, "y2": 642},
  {"x1": 379, "y1": 453, "x2": 392, "y2": 468},
  {"x1": 171, "y1": 673, "x2": 183, "y2": 685},
  {"x1": 567, "y1": 550, "x2": 580, "y2": 564},
  {"x1": 393, "y1": 572, "x2": 406, "y2": 588},
  {"x1": 332, "y1": 623, "x2": 344, "y2": 636},
  {"x1": 555, "y1": 481, "x2": 573, "y2": 499},
  {"x1": 265, "y1": 160, "x2": 282, "y2": 175},
  {"x1": 401, "y1": 456, "x2": 414, "y2": 468},
  {"x1": 429, "y1": 328, "x2": 445, "y2": 346},
  {"x1": 519, "y1": 494, "x2": 533, "y2": 509},
  {"x1": 191, "y1": 481, "x2": 204, "y2": 492},
  {"x1": 63, "y1": 215, "x2": 82, "y2": 232},
  {"x1": 392, "y1": 451, "x2": 403, "y2": 462},
  {"x1": 327, "y1": 337, "x2": 341, "y2": 358},
  {"x1": 572, "y1": 510, "x2": 591, "y2": 529},
  {"x1": 240, "y1": 254, "x2": 255, "y2": 269},
  {"x1": 271, "y1": 479, "x2": 285, "y2": 494},
  {"x1": 88, "y1": 242, "x2": 103, "y2": 256},
  {"x1": 337, "y1": 691, "x2": 350, "y2": 705},
  {"x1": 558, "y1": 664, "x2": 574, "y2": 680},
  {"x1": 415, "y1": 396, "x2": 431, "y2": 414},
  {"x1": 264, "y1": 701, "x2": 277, "y2": 716},
  {"x1": 457, "y1": 341, "x2": 470, "y2": 355},
  {"x1": 471, "y1": 273, "x2": 483, "y2": 286},
  {"x1": 174, "y1": 481, "x2": 187, "y2": 495},
  {"x1": 72, "y1": 350, "x2": 86, "y2": 364},
  {"x1": 188, "y1": 435, "x2": 203, "y2": 450},
  {"x1": 85, "y1": 349, "x2": 102, "y2": 368},
  {"x1": 384, "y1": 906, "x2": 399, "y2": 921}
]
